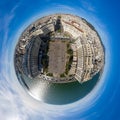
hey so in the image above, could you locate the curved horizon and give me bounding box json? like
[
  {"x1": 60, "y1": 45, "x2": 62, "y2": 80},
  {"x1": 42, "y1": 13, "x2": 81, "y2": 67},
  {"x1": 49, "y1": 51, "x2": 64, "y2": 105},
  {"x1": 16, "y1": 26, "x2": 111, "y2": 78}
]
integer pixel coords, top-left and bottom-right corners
[{"x1": 0, "y1": 0, "x2": 119, "y2": 120}]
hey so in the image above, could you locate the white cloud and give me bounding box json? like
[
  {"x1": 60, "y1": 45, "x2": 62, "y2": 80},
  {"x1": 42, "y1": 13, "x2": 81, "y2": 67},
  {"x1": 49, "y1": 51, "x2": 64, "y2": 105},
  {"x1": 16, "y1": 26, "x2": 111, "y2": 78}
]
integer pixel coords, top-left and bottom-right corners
[
  {"x1": 80, "y1": 0, "x2": 95, "y2": 12},
  {"x1": 55, "y1": 4, "x2": 75, "y2": 11}
]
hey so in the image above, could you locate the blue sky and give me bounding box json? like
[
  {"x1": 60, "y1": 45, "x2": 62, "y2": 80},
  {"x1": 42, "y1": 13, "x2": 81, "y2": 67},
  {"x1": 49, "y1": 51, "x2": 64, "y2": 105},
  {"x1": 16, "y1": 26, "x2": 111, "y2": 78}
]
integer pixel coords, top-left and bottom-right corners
[{"x1": 0, "y1": 0, "x2": 120, "y2": 120}]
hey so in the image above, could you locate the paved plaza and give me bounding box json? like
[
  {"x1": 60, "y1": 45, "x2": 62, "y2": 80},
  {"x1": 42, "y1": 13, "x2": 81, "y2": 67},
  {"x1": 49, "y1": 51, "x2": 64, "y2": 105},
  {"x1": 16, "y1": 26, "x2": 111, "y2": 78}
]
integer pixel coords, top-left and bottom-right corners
[{"x1": 48, "y1": 40, "x2": 67, "y2": 76}]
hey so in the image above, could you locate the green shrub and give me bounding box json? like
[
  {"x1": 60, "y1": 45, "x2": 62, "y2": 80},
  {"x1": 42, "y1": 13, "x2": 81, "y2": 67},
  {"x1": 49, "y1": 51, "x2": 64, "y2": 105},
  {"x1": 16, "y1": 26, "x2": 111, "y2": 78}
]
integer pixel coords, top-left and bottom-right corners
[
  {"x1": 47, "y1": 73, "x2": 53, "y2": 76},
  {"x1": 60, "y1": 73, "x2": 65, "y2": 77}
]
